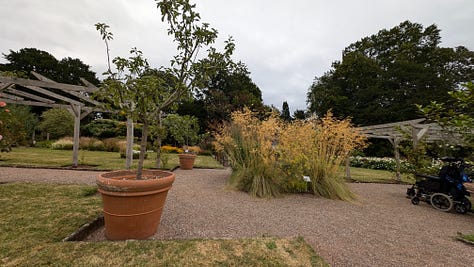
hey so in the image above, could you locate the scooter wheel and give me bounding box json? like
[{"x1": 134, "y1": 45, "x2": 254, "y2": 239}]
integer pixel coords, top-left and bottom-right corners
[
  {"x1": 406, "y1": 187, "x2": 415, "y2": 198},
  {"x1": 454, "y1": 197, "x2": 471, "y2": 214},
  {"x1": 454, "y1": 203, "x2": 468, "y2": 214},
  {"x1": 411, "y1": 197, "x2": 420, "y2": 205},
  {"x1": 431, "y1": 193, "x2": 453, "y2": 212}
]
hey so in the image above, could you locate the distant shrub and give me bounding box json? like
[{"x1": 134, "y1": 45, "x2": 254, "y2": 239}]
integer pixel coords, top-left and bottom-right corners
[
  {"x1": 52, "y1": 137, "x2": 106, "y2": 151},
  {"x1": 82, "y1": 119, "x2": 126, "y2": 138},
  {"x1": 35, "y1": 140, "x2": 53, "y2": 148},
  {"x1": 80, "y1": 137, "x2": 105, "y2": 151},
  {"x1": 103, "y1": 138, "x2": 124, "y2": 152},
  {"x1": 51, "y1": 137, "x2": 74, "y2": 150}
]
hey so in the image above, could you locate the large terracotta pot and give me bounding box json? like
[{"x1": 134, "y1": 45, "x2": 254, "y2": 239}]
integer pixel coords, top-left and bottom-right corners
[
  {"x1": 97, "y1": 170, "x2": 175, "y2": 240},
  {"x1": 178, "y1": 154, "x2": 196, "y2": 170}
]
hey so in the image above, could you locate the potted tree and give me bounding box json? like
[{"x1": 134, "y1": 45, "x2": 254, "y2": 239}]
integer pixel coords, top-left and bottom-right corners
[
  {"x1": 94, "y1": 0, "x2": 222, "y2": 240},
  {"x1": 163, "y1": 114, "x2": 200, "y2": 170}
]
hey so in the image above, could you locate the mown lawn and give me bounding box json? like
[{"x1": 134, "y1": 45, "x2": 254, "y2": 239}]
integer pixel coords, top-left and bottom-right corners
[
  {"x1": 346, "y1": 167, "x2": 415, "y2": 184},
  {"x1": 0, "y1": 147, "x2": 417, "y2": 184},
  {"x1": 0, "y1": 147, "x2": 223, "y2": 170},
  {"x1": 0, "y1": 183, "x2": 327, "y2": 266}
]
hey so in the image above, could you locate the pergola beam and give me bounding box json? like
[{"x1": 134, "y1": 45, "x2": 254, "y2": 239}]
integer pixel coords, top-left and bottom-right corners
[
  {"x1": 31, "y1": 71, "x2": 101, "y2": 106},
  {"x1": 0, "y1": 76, "x2": 95, "y2": 93},
  {"x1": 6, "y1": 87, "x2": 56, "y2": 104},
  {"x1": 25, "y1": 85, "x2": 84, "y2": 106},
  {"x1": 0, "y1": 92, "x2": 24, "y2": 101},
  {"x1": 0, "y1": 98, "x2": 75, "y2": 109},
  {"x1": 0, "y1": 82, "x2": 13, "y2": 91}
]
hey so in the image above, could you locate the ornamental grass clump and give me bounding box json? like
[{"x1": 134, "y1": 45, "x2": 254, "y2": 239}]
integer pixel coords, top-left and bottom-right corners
[
  {"x1": 215, "y1": 109, "x2": 282, "y2": 197},
  {"x1": 215, "y1": 109, "x2": 366, "y2": 200},
  {"x1": 279, "y1": 113, "x2": 366, "y2": 200}
]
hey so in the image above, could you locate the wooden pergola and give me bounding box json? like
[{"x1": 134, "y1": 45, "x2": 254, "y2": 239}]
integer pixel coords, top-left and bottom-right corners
[
  {"x1": 0, "y1": 71, "x2": 114, "y2": 167},
  {"x1": 358, "y1": 118, "x2": 464, "y2": 180}
]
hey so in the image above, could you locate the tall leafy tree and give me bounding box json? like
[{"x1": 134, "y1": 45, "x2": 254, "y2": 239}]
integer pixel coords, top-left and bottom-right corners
[
  {"x1": 191, "y1": 39, "x2": 265, "y2": 125},
  {"x1": 307, "y1": 21, "x2": 474, "y2": 126},
  {"x1": 0, "y1": 48, "x2": 99, "y2": 85}
]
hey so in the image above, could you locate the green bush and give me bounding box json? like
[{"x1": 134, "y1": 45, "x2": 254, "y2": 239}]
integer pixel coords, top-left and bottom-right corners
[
  {"x1": 82, "y1": 119, "x2": 127, "y2": 139},
  {"x1": 35, "y1": 140, "x2": 53, "y2": 148}
]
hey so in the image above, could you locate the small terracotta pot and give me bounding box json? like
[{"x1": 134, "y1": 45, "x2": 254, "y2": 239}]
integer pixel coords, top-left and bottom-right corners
[
  {"x1": 97, "y1": 170, "x2": 175, "y2": 240},
  {"x1": 178, "y1": 154, "x2": 196, "y2": 170}
]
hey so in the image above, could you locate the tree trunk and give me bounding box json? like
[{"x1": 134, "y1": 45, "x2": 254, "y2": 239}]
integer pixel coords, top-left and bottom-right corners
[
  {"x1": 125, "y1": 117, "x2": 134, "y2": 170},
  {"x1": 137, "y1": 120, "x2": 148, "y2": 180},
  {"x1": 156, "y1": 137, "x2": 162, "y2": 169},
  {"x1": 155, "y1": 111, "x2": 162, "y2": 169}
]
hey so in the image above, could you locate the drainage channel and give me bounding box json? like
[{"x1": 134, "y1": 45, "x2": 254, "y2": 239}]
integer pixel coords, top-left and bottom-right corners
[{"x1": 63, "y1": 216, "x2": 104, "y2": 241}]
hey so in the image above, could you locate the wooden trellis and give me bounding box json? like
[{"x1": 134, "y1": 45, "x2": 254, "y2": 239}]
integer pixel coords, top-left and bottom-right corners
[{"x1": 0, "y1": 71, "x2": 107, "y2": 167}]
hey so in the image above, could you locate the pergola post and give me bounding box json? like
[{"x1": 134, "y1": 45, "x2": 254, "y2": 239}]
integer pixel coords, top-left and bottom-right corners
[
  {"x1": 69, "y1": 104, "x2": 82, "y2": 167},
  {"x1": 345, "y1": 157, "x2": 351, "y2": 180},
  {"x1": 411, "y1": 124, "x2": 429, "y2": 150},
  {"x1": 388, "y1": 137, "x2": 401, "y2": 182}
]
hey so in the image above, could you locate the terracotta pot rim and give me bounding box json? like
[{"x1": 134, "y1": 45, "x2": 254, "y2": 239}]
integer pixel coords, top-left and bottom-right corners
[
  {"x1": 178, "y1": 153, "x2": 196, "y2": 158},
  {"x1": 97, "y1": 169, "x2": 175, "y2": 193}
]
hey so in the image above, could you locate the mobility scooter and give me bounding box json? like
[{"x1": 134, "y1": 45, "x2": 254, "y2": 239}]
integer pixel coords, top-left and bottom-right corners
[{"x1": 406, "y1": 157, "x2": 472, "y2": 214}]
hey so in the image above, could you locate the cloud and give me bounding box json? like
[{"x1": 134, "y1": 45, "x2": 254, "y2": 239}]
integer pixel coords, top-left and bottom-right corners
[{"x1": 1, "y1": 0, "x2": 473, "y2": 114}]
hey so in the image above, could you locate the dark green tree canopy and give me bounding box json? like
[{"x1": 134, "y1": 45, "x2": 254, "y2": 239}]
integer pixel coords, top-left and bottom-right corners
[
  {"x1": 0, "y1": 48, "x2": 99, "y2": 85},
  {"x1": 293, "y1": 109, "x2": 309, "y2": 120},
  {"x1": 189, "y1": 39, "x2": 264, "y2": 124},
  {"x1": 307, "y1": 21, "x2": 474, "y2": 126}
]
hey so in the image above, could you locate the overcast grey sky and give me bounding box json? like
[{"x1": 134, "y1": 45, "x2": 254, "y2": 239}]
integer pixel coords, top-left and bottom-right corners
[{"x1": 1, "y1": 0, "x2": 473, "y2": 113}]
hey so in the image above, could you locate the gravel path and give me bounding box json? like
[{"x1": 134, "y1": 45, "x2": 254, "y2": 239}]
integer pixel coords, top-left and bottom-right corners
[{"x1": 1, "y1": 167, "x2": 473, "y2": 266}]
